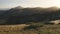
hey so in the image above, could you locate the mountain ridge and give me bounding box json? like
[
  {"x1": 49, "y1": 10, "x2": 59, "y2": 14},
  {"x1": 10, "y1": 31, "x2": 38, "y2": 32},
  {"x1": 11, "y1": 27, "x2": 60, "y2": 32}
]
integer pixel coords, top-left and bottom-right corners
[{"x1": 0, "y1": 6, "x2": 60, "y2": 24}]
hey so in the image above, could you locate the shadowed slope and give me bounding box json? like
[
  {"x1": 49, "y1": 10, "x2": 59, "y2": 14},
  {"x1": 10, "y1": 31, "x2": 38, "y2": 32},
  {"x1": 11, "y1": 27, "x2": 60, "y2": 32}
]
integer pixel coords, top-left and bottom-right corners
[{"x1": 0, "y1": 6, "x2": 60, "y2": 25}]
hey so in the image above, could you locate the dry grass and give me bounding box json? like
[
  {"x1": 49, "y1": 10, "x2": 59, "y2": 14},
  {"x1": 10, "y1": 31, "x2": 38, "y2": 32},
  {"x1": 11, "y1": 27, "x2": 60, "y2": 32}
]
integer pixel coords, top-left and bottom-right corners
[
  {"x1": 0, "y1": 23, "x2": 60, "y2": 34},
  {"x1": 0, "y1": 24, "x2": 29, "y2": 34},
  {"x1": 0, "y1": 24, "x2": 29, "y2": 31}
]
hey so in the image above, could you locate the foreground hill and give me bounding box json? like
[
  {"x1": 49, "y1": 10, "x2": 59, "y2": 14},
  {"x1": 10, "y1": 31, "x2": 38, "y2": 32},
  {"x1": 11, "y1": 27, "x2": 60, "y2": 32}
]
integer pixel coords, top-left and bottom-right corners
[{"x1": 0, "y1": 23, "x2": 60, "y2": 34}]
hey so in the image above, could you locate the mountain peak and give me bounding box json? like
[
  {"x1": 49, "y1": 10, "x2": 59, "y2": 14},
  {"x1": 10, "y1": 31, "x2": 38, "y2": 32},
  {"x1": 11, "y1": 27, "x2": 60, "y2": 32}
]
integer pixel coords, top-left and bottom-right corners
[{"x1": 12, "y1": 6, "x2": 23, "y2": 10}]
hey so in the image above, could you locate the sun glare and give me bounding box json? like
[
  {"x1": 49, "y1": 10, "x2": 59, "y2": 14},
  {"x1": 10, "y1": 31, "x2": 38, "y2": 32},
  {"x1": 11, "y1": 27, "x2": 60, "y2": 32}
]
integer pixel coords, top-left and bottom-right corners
[{"x1": 54, "y1": 0, "x2": 60, "y2": 7}]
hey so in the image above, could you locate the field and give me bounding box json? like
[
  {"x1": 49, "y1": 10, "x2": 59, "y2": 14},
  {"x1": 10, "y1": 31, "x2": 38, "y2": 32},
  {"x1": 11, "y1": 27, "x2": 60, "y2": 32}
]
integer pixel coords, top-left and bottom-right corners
[{"x1": 0, "y1": 23, "x2": 60, "y2": 34}]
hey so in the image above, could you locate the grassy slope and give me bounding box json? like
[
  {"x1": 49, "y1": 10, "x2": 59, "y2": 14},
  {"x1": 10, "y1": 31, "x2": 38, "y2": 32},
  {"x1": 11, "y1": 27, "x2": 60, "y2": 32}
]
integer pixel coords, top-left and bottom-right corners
[{"x1": 0, "y1": 23, "x2": 60, "y2": 34}]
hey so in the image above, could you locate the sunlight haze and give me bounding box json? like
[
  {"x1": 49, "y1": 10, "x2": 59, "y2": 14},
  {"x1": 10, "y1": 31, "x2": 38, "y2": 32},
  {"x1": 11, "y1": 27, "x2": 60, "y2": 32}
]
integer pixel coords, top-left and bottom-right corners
[{"x1": 0, "y1": 0, "x2": 60, "y2": 9}]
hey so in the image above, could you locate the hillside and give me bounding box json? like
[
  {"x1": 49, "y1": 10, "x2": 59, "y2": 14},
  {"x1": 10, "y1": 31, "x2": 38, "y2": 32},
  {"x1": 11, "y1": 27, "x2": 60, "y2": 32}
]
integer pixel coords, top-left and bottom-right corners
[{"x1": 0, "y1": 6, "x2": 60, "y2": 24}]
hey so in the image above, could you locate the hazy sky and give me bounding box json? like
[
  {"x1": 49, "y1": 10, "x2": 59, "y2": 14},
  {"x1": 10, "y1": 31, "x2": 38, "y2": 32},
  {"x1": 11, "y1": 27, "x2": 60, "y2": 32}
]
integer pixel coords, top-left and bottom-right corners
[{"x1": 0, "y1": 0, "x2": 60, "y2": 9}]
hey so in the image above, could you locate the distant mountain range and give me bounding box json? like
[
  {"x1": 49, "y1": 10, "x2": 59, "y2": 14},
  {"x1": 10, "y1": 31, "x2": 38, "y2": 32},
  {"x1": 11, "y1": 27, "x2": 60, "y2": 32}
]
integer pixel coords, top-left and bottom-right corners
[{"x1": 0, "y1": 6, "x2": 60, "y2": 25}]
